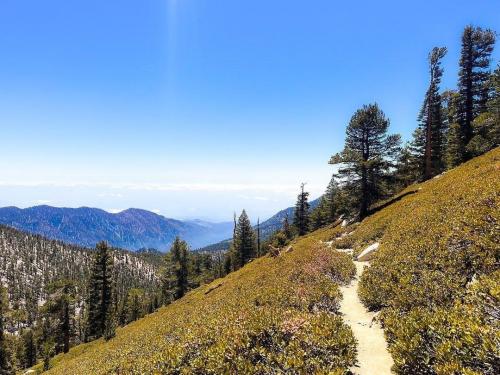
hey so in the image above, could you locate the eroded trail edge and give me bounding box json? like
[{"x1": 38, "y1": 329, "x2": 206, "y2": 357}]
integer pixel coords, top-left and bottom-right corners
[{"x1": 338, "y1": 260, "x2": 394, "y2": 375}]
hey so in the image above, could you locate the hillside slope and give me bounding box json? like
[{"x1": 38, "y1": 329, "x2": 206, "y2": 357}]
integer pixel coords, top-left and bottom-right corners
[
  {"x1": 330, "y1": 148, "x2": 499, "y2": 374},
  {"x1": 0, "y1": 206, "x2": 233, "y2": 251},
  {"x1": 42, "y1": 233, "x2": 356, "y2": 374},
  {"x1": 0, "y1": 225, "x2": 161, "y2": 316},
  {"x1": 40, "y1": 148, "x2": 499, "y2": 374}
]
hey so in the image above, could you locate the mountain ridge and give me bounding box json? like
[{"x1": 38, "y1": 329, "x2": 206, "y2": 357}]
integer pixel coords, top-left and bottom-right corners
[{"x1": 0, "y1": 205, "x2": 233, "y2": 251}]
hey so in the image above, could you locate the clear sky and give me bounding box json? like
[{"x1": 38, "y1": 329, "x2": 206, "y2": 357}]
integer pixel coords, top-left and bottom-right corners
[{"x1": 0, "y1": 0, "x2": 499, "y2": 221}]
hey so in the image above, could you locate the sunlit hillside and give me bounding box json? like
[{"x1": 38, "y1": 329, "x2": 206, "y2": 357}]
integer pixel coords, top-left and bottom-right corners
[{"x1": 40, "y1": 148, "x2": 499, "y2": 374}]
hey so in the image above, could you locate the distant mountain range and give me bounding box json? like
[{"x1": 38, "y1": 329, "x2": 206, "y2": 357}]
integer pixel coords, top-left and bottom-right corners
[
  {"x1": 0, "y1": 206, "x2": 233, "y2": 251},
  {"x1": 198, "y1": 197, "x2": 321, "y2": 252}
]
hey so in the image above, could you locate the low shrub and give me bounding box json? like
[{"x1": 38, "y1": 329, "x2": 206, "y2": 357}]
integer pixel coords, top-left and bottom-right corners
[{"x1": 357, "y1": 148, "x2": 500, "y2": 373}]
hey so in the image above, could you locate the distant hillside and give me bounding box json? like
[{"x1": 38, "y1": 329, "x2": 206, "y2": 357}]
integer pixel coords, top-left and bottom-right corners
[
  {"x1": 197, "y1": 197, "x2": 321, "y2": 252},
  {"x1": 0, "y1": 224, "x2": 162, "y2": 315},
  {"x1": 0, "y1": 206, "x2": 233, "y2": 251}
]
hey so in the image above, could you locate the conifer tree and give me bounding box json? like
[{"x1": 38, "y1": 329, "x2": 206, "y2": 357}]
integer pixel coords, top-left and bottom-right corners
[
  {"x1": 309, "y1": 198, "x2": 328, "y2": 231},
  {"x1": 457, "y1": 25, "x2": 496, "y2": 160},
  {"x1": 256, "y1": 218, "x2": 261, "y2": 257},
  {"x1": 395, "y1": 143, "x2": 420, "y2": 189},
  {"x1": 415, "y1": 47, "x2": 447, "y2": 179},
  {"x1": 22, "y1": 329, "x2": 36, "y2": 368},
  {"x1": 442, "y1": 90, "x2": 464, "y2": 168},
  {"x1": 467, "y1": 65, "x2": 500, "y2": 156},
  {"x1": 330, "y1": 104, "x2": 401, "y2": 219},
  {"x1": 232, "y1": 210, "x2": 256, "y2": 270},
  {"x1": 293, "y1": 183, "x2": 310, "y2": 235},
  {"x1": 0, "y1": 287, "x2": 12, "y2": 375},
  {"x1": 86, "y1": 241, "x2": 115, "y2": 342},
  {"x1": 162, "y1": 238, "x2": 190, "y2": 302},
  {"x1": 282, "y1": 214, "x2": 293, "y2": 240},
  {"x1": 126, "y1": 289, "x2": 144, "y2": 323},
  {"x1": 43, "y1": 280, "x2": 76, "y2": 353},
  {"x1": 324, "y1": 175, "x2": 339, "y2": 223}
]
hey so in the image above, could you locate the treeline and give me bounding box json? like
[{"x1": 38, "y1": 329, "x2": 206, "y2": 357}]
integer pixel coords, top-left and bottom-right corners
[
  {"x1": 235, "y1": 24, "x2": 498, "y2": 252},
  {"x1": 326, "y1": 25, "x2": 498, "y2": 221}
]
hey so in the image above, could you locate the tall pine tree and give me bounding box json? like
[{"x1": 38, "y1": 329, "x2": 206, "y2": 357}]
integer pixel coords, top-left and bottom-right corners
[
  {"x1": 467, "y1": 65, "x2": 500, "y2": 156},
  {"x1": 293, "y1": 183, "x2": 310, "y2": 235},
  {"x1": 330, "y1": 104, "x2": 401, "y2": 219},
  {"x1": 86, "y1": 241, "x2": 115, "y2": 342},
  {"x1": 232, "y1": 210, "x2": 256, "y2": 270},
  {"x1": 415, "y1": 47, "x2": 447, "y2": 179},
  {"x1": 324, "y1": 175, "x2": 339, "y2": 223},
  {"x1": 456, "y1": 25, "x2": 496, "y2": 161},
  {"x1": 171, "y1": 238, "x2": 189, "y2": 300},
  {"x1": 161, "y1": 237, "x2": 190, "y2": 302},
  {"x1": 43, "y1": 280, "x2": 76, "y2": 354}
]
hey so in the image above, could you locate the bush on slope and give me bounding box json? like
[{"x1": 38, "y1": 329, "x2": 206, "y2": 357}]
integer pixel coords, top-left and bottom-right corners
[
  {"x1": 41, "y1": 235, "x2": 356, "y2": 374},
  {"x1": 355, "y1": 148, "x2": 499, "y2": 374}
]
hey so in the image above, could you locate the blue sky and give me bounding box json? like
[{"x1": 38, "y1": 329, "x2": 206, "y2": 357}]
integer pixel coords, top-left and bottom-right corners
[{"x1": 0, "y1": 0, "x2": 499, "y2": 221}]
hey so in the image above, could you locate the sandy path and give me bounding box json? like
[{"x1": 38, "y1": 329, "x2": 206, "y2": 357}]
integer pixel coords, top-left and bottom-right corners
[{"x1": 339, "y1": 261, "x2": 394, "y2": 374}]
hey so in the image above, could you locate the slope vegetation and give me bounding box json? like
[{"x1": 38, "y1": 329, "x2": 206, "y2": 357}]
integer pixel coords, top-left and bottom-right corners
[
  {"x1": 43, "y1": 235, "x2": 356, "y2": 374},
  {"x1": 40, "y1": 148, "x2": 499, "y2": 374},
  {"x1": 333, "y1": 148, "x2": 499, "y2": 374}
]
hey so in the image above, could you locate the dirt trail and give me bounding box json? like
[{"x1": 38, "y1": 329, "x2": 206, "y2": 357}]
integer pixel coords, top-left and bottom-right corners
[{"x1": 339, "y1": 261, "x2": 394, "y2": 374}]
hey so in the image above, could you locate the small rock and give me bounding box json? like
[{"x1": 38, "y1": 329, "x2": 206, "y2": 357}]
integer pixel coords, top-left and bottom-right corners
[{"x1": 357, "y1": 242, "x2": 380, "y2": 261}]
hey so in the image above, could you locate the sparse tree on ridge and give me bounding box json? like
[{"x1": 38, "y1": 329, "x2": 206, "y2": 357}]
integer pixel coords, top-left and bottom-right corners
[
  {"x1": 293, "y1": 183, "x2": 310, "y2": 235},
  {"x1": 232, "y1": 210, "x2": 256, "y2": 270},
  {"x1": 330, "y1": 103, "x2": 401, "y2": 219},
  {"x1": 256, "y1": 218, "x2": 261, "y2": 257},
  {"x1": 282, "y1": 214, "x2": 293, "y2": 240},
  {"x1": 456, "y1": 25, "x2": 496, "y2": 161}
]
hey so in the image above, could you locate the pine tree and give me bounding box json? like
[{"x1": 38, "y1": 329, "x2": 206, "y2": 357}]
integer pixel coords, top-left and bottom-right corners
[
  {"x1": 86, "y1": 241, "x2": 115, "y2": 342},
  {"x1": 309, "y1": 198, "x2": 328, "y2": 231},
  {"x1": 22, "y1": 329, "x2": 36, "y2": 368},
  {"x1": 467, "y1": 65, "x2": 500, "y2": 156},
  {"x1": 0, "y1": 287, "x2": 12, "y2": 375},
  {"x1": 293, "y1": 183, "x2": 310, "y2": 235},
  {"x1": 256, "y1": 218, "x2": 261, "y2": 257},
  {"x1": 442, "y1": 90, "x2": 465, "y2": 168},
  {"x1": 330, "y1": 104, "x2": 401, "y2": 219},
  {"x1": 324, "y1": 176, "x2": 339, "y2": 223},
  {"x1": 162, "y1": 238, "x2": 190, "y2": 302},
  {"x1": 282, "y1": 214, "x2": 293, "y2": 240},
  {"x1": 395, "y1": 143, "x2": 420, "y2": 189},
  {"x1": 232, "y1": 210, "x2": 256, "y2": 270},
  {"x1": 415, "y1": 47, "x2": 447, "y2": 179},
  {"x1": 43, "y1": 280, "x2": 76, "y2": 354},
  {"x1": 126, "y1": 289, "x2": 144, "y2": 323},
  {"x1": 457, "y1": 25, "x2": 496, "y2": 160}
]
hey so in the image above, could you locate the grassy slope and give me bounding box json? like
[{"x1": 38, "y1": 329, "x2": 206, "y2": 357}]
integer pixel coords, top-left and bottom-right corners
[
  {"x1": 347, "y1": 148, "x2": 498, "y2": 374},
  {"x1": 41, "y1": 148, "x2": 499, "y2": 374},
  {"x1": 43, "y1": 235, "x2": 356, "y2": 374}
]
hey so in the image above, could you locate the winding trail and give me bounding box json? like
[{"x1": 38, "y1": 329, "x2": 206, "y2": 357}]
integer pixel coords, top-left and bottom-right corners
[{"x1": 339, "y1": 260, "x2": 394, "y2": 374}]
